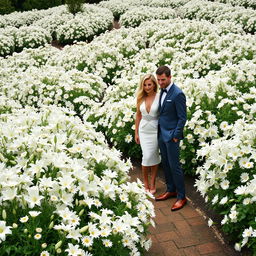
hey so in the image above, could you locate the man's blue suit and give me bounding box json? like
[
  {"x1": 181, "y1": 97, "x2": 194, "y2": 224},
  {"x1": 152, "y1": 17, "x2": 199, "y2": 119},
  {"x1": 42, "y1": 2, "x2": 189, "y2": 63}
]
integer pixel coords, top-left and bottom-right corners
[{"x1": 158, "y1": 83, "x2": 187, "y2": 199}]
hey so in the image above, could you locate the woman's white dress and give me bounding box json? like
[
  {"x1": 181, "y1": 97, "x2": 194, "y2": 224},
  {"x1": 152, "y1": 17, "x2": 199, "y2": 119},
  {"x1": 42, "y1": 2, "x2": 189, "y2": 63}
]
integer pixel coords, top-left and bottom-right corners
[{"x1": 139, "y1": 93, "x2": 161, "y2": 166}]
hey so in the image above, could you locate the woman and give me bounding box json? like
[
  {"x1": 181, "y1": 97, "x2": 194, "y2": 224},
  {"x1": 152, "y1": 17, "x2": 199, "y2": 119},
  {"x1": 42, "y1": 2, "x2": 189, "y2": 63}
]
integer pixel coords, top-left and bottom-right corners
[{"x1": 135, "y1": 74, "x2": 161, "y2": 195}]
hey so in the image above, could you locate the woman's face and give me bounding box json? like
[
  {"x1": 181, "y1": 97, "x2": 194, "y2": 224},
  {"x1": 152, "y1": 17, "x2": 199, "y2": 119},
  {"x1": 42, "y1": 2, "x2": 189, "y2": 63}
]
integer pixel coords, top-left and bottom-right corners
[{"x1": 143, "y1": 79, "x2": 155, "y2": 94}]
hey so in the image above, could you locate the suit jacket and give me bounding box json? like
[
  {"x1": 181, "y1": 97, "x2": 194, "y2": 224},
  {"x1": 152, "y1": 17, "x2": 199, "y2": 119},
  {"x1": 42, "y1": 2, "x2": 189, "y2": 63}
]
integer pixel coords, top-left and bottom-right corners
[{"x1": 158, "y1": 84, "x2": 187, "y2": 143}]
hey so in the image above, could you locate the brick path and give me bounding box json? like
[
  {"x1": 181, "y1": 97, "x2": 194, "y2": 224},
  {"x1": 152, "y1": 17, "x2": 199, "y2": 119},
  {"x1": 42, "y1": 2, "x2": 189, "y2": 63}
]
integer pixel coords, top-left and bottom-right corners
[{"x1": 130, "y1": 165, "x2": 239, "y2": 256}]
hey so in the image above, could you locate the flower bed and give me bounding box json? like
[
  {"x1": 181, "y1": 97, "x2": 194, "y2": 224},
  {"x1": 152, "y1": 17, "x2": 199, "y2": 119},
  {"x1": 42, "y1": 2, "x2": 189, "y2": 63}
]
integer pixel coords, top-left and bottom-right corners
[
  {"x1": 99, "y1": 0, "x2": 135, "y2": 20},
  {"x1": 195, "y1": 119, "x2": 256, "y2": 251},
  {"x1": 179, "y1": 0, "x2": 256, "y2": 33},
  {"x1": 0, "y1": 5, "x2": 113, "y2": 56},
  {"x1": 0, "y1": 66, "x2": 106, "y2": 115},
  {"x1": 213, "y1": 0, "x2": 256, "y2": 9},
  {"x1": 120, "y1": 6, "x2": 177, "y2": 27},
  {"x1": 0, "y1": 106, "x2": 154, "y2": 255}
]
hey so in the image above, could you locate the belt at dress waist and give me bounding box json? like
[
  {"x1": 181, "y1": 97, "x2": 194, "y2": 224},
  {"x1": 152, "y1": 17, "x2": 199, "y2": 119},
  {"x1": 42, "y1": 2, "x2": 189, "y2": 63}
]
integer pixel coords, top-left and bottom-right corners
[{"x1": 142, "y1": 116, "x2": 158, "y2": 121}]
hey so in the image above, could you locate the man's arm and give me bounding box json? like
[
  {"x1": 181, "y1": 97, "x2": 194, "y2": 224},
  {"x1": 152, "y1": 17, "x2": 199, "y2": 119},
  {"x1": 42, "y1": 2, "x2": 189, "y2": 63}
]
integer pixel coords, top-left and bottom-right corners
[{"x1": 173, "y1": 92, "x2": 187, "y2": 140}]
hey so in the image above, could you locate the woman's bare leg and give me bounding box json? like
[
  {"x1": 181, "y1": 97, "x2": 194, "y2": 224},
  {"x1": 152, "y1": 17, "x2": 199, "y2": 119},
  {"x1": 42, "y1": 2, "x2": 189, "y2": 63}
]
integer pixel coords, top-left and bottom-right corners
[
  {"x1": 150, "y1": 164, "x2": 158, "y2": 194},
  {"x1": 142, "y1": 165, "x2": 150, "y2": 191}
]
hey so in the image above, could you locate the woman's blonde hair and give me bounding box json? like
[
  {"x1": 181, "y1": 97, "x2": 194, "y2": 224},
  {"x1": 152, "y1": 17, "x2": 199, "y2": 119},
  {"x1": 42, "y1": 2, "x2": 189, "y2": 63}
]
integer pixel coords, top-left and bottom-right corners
[{"x1": 136, "y1": 74, "x2": 158, "y2": 107}]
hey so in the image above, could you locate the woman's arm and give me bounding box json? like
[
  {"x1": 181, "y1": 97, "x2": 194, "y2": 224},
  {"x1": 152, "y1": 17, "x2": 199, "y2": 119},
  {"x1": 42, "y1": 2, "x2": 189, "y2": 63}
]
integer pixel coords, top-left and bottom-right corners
[{"x1": 135, "y1": 104, "x2": 142, "y2": 144}]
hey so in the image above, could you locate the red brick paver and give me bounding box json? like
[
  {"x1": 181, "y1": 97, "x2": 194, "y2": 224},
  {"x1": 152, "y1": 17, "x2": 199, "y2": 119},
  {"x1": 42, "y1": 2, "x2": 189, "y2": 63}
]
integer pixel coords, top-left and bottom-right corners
[{"x1": 130, "y1": 165, "x2": 239, "y2": 256}]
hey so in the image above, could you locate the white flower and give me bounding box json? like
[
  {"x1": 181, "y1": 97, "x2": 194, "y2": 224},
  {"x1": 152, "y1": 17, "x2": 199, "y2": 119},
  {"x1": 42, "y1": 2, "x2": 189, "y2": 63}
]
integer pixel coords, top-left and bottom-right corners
[
  {"x1": 81, "y1": 236, "x2": 93, "y2": 247},
  {"x1": 66, "y1": 228, "x2": 82, "y2": 241},
  {"x1": 143, "y1": 238, "x2": 152, "y2": 251},
  {"x1": 34, "y1": 233, "x2": 42, "y2": 240},
  {"x1": 243, "y1": 198, "x2": 251, "y2": 205},
  {"x1": 242, "y1": 227, "x2": 253, "y2": 238},
  {"x1": 36, "y1": 228, "x2": 43, "y2": 233},
  {"x1": 221, "y1": 215, "x2": 228, "y2": 225},
  {"x1": 234, "y1": 185, "x2": 248, "y2": 195},
  {"x1": 24, "y1": 186, "x2": 44, "y2": 208},
  {"x1": 65, "y1": 243, "x2": 83, "y2": 256},
  {"x1": 229, "y1": 210, "x2": 238, "y2": 222},
  {"x1": 103, "y1": 239, "x2": 113, "y2": 247},
  {"x1": 220, "y1": 180, "x2": 230, "y2": 190},
  {"x1": 40, "y1": 251, "x2": 50, "y2": 256},
  {"x1": 240, "y1": 173, "x2": 250, "y2": 183},
  {"x1": 0, "y1": 221, "x2": 12, "y2": 242},
  {"x1": 211, "y1": 195, "x2": 219, "y2": 204},
  {"x1": 125, "y1": 134, "x2": 133, "y2": 143},
  {"x1": 234, "y1": 243, "x2": 241, "y2": 252},
  {"x1": 29, "y1": 211, "x2": 41, "y2": 217},
  {"x1": 20, "y1": 216, "x2": 29, "y2": 223},
  {"x1": 220, "y1": 121, "x2": 230, "y2": 131},
  {"x1": 219, "y1": 196, "x2": 228, "y2": 205},
  {"x1": 1, "y1": 187, "x2": 17, "y2": 201},
  {"x1": 208, "y1": 219, "x2": 213, "y2": 227}
]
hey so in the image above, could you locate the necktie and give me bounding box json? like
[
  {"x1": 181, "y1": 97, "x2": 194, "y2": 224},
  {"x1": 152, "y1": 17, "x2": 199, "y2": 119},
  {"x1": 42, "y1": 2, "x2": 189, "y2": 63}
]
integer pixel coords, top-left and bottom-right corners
[{"x1": 161, "y1": 89, "x2": 167, "y2": 106}]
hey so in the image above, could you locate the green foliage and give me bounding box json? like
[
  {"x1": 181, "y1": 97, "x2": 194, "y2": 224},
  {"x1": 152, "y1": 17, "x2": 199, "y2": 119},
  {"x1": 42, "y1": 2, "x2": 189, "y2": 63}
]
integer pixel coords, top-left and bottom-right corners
[
  {"x1": 22, "y1": 0, "x2": 63, "y2": 11},
  {"x1": 0, "y1": 0, "x2": 15, "y2": 14},
  {"x1": 65, "y1": 0, "x2": 84, "y2": 15}
]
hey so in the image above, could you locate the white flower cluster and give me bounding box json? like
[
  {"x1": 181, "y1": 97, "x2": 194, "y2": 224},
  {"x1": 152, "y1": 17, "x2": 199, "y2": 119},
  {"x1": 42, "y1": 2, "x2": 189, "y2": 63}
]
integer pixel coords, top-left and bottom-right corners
[
  {"x1": 0, "y1": 31, "x2": 15, "y2": 56},
  {"x1": 14, "y1": 26, "x2": 51, "y2": 52},
  {"x1": 120, "y1": 6, "x2": 177, "y2": 27},
  {"x1": 0, "y1": 106, "x2": 154, "y2": 255},
  {"x1": 213, "y1": 0, "x2": 256, "y2": 9},
  {"x1": 0, "y1": 65, "x2": 106, "y2": 114},
  {"x1": 179, "y1": 0, "x2": 256, "y2": 33},
  {"x1": 55, "y1": 6, "x2": 114, "y2": 44},
  {"x1": 0, "y1": 9, "x2": 48, "y2": 28},
  {"x1": 99, "y1": 0, "x2": 135, "y2": 19},
  {"x1": 195, "y1": 119, "x2": 256, "y2": 250},
  {"x1": 0, "y1": 5, "x2": 113, "y2": 56}
]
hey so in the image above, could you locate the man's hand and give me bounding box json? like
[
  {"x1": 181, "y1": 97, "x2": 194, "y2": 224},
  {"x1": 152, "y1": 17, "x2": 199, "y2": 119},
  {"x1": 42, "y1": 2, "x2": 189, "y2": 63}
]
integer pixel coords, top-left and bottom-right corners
[{"x1": 173, "y1": 138, "x2": 179, "y2": 143}]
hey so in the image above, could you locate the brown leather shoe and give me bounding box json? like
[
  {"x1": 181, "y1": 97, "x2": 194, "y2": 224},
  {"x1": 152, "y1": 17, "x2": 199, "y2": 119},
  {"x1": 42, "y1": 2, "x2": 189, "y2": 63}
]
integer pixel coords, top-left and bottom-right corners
[
  {"x1": 155, "y1": 192, "x2": 177, "y2": 201},
  {"x1": 171, "y1": 198, "x2": 187, "y2": 211}
]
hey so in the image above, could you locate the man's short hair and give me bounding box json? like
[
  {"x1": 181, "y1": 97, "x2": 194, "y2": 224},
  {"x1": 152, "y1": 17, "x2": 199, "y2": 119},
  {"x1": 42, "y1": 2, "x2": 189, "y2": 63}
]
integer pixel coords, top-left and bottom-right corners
[{"x1": 156, "y1": 66, "x2": 171, "y2": 77}]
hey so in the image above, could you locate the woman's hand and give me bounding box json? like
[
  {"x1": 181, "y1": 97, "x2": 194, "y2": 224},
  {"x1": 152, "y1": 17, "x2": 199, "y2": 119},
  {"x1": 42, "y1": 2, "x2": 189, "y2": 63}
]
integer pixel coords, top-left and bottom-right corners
[{"x1": 135, "y1": 134, "x2": 140, "y2": 144}]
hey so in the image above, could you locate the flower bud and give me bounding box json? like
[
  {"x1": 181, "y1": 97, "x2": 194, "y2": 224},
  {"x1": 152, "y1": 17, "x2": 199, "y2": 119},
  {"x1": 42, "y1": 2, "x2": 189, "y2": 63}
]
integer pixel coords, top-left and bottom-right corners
[
  {"x1": 78, "y1": 209, "x2": 84, "y2": 216},
  {"x1": 12, "y1": 223, "x2": 18, "y2": 228},
  {"x1": 12, "y1": 208, "x2": 16, "y2": 215},
  {"x1": 0, "y1": 153, "x2": 7, "y2": 162},
  {"x1": 48, "y1": 221, "x2": 54, "y2": 229},
  {"x1": 50, "y1": 215, "x2": 54, "y2": 220},
  {"x1": 119, "y1": 178, "x2": 127, "y2": 185},
  {"x1": 41, "y1": 243, "x2": 47, "y2": 249},
  {"x1": 36, "y1": 227, "x2": 42, "y2": 233},
  {"x1": 24, "y1": 228, "x2": 28, "y2": 233},
  {"x1": 88, "y1": 173, "x2": 94, "y2": 181},
  {"x1": 75, "y1": 199, "x2": 79, "y2": 206},
  {"x1": 55, "y1": 240, "x2": 62, "y2": 250},
  {"x1": 2, "y1": 209, "x2": 7, "y2": 220},
  {"x1": 56, "y1": 248, "x2": 62, "y2": 254},
  {"x1": 79, "y1": 225, "x2": 88, "y2": 233}
]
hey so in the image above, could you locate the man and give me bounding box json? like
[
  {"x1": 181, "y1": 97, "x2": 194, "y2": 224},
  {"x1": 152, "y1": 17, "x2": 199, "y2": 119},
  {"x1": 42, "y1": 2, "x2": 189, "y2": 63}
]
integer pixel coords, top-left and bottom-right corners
[{"x1": 155, "y1": 65, "x2": 187, "y2": 211}]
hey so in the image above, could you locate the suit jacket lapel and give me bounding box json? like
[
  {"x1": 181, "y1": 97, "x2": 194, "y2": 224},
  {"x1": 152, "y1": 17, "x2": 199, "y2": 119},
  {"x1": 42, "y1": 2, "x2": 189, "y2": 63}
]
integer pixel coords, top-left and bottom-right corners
[{"x1": 160, "y1": 84, "x2": 175, "y2": 114}]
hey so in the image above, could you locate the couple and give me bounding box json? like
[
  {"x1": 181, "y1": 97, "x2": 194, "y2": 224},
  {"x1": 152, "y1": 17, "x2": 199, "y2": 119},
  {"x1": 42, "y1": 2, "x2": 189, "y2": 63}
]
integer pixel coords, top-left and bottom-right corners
[{"x1": 135, "y1": 66, "x2": 187, "y2": 211}]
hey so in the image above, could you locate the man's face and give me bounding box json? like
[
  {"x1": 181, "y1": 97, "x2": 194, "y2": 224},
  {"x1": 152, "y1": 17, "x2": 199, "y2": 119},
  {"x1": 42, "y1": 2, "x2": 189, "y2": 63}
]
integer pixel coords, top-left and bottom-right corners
[{"x1": 156, "y1": 73, "x2": 171, "y2": 89}]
